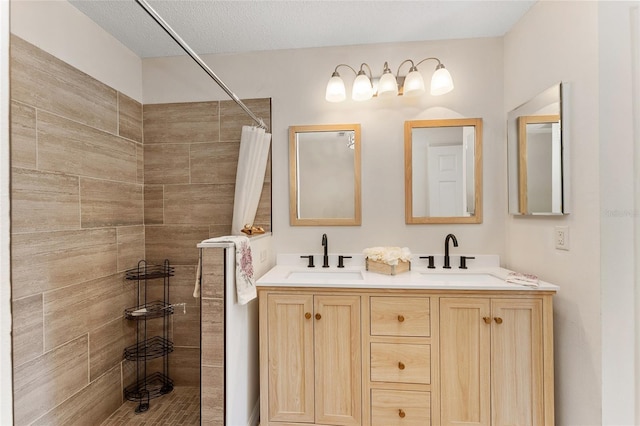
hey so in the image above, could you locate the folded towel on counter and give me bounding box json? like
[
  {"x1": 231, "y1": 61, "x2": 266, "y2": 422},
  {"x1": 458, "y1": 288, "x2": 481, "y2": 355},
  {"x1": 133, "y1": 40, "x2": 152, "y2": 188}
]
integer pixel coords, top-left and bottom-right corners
[
  {"x1": 505, "y1": 272, "x2": 539, "y2": 287},
  {"x1": 199, "y1": 235, "x2": 256, "y2": 305},
  {"x1": 363, "y1": 246, "x2": 411, "y2": 266}
]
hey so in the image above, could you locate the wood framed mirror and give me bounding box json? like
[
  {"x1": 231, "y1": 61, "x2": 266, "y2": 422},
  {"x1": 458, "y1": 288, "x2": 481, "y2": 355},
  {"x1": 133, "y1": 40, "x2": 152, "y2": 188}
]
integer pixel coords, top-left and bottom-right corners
[
  {"x1": 289, "y1": 124, "x2": 361, "y2": 226},
  {"x1": 508, "y1": 82, "x2": 569, "y2": 215},
  {"x1": 404, "y1": 118, "x2": 483, "y2": 224}
]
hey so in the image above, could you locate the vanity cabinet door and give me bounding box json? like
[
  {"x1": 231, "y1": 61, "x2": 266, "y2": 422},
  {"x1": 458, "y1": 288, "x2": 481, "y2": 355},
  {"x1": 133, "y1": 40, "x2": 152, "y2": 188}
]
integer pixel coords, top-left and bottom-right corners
[
  {"x1": 439, "y1": 297, "x2": 546, "y2": 426},
  {"x1": 266, "y1": 294, "x2": 315, "y2": 423},
  {"x1": 314, "y1": 295, "x2": 362, "y2": 426},
  {"x1": 263, "y1": 292, "x2": 361, "y2": 426},
  {"x1": 440, "y1": 298, "x2": 491, "y2": 426},
  {"x1": 490, "y1": 298, "x2": 544, "y2": 426}
]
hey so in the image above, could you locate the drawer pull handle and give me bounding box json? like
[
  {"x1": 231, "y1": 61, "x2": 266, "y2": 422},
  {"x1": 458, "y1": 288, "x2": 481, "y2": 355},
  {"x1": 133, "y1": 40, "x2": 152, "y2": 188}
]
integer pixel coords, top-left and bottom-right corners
[
  {"x1": 397, "y1": 315, "x2": 405, "y2": 322},
  {"x1": 398, "y1": 361, "x2": 405, "y2": 370},
  {"x1": 315, "y1": 313, "x2": 322, "y2": 320},
  {"x1": 305, "y1": 312, "x2": 311, "y2": 319},
  {"x1": 494, "y1": 317, "x2": 503, "y2": 324},
  {"x1": 483, "y1": 316, "x2": 491, "y2": 324},
  {"x1": 398, "y1": 409, "x2": 406, "y2": 418}
]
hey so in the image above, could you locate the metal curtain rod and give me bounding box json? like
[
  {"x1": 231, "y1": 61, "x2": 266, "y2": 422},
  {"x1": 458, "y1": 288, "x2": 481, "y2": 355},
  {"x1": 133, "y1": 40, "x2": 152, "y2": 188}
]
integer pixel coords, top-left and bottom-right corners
[{"x1": 135, "y1": 0, "x2": 267, "y2": 130}]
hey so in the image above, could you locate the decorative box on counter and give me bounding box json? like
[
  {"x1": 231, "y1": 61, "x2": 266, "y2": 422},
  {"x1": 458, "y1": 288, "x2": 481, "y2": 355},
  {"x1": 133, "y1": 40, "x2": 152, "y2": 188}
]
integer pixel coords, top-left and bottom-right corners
[{"x1": 365, "y1": 258, "x2": 411, "y2": 275}]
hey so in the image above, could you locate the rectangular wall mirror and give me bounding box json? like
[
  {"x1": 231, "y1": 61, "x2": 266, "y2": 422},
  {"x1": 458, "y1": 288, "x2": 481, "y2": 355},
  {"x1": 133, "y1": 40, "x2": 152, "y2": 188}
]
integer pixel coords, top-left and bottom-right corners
[
  {"x1": 507, "y1": 82, "x2": 570, "y2": 215},
  {"x1": 404, "y1": 118, "x2": 483, "y2": 224},
  {"x1": 289, "y1": 124, "x2": 361, "y2": 226}
]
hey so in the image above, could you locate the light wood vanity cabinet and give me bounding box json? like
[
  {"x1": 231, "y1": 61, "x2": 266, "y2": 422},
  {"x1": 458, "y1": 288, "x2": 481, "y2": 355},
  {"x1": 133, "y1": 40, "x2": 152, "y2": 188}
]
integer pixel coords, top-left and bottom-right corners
[
  {"x1": 259, "y1": 288, "x2": 554, "y2": 426},
  {"x1": 260, "y1": 291, "x2": 362, "y2": 426},
  {"x1": 439, "y1": 296, "x2": 552, "y2": 426}
]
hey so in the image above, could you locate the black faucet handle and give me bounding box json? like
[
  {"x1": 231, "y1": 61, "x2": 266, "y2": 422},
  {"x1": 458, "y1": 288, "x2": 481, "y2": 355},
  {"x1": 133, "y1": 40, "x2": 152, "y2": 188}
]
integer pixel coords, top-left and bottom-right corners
[
  {"x1": 300, "y1": 255, "x2": 315, "y2": 268},
  {"x1": 337, "y1": 255, "x2": 352, "y2": 268},
  {"x1": 419, "y1": 256, "x2": 436, "y2": 269},
  {"x1": 459, "y1": 256, "x2": 475, "y2": 269}
]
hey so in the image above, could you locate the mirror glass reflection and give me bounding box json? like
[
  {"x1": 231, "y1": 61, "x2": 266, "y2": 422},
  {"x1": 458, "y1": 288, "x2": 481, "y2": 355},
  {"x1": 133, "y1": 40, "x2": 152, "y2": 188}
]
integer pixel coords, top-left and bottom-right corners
[
  {"x1": 289, "y1": 124, "x2": 361, "y2": 226},
  {"x1": 405, "y1": 118, "x2": 483, "y2": 224},
  {"x1": 507, "y1": 83, "x2": 569, "y2": 215}
]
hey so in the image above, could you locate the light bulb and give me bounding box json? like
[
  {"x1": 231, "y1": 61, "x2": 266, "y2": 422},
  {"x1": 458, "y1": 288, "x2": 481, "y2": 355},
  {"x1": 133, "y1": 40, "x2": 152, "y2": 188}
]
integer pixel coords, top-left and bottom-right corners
[
  {"x1": 430, "y1": 64, "x2": 454, "y2": 96},
  {"x1": 325, "y1": 72, "x2": 346, "y2": 102},
  {"x1": 403, "y1": 67, "x2": 425, "y2": 97},
  {"x1": 352, "y1": 72, "x2": 373, "y2": 101},
  {"x1": 377, "y1": 71, "x2": 398, "y2": 97}
]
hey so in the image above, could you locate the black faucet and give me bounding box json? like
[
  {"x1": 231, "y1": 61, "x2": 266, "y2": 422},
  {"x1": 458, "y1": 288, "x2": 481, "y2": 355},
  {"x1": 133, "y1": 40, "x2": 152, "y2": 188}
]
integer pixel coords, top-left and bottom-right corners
[
  {"x1": 443, "y1": 233, "x2": 458, "y2": 269},
  {"x1": 321, "y1": 233, "x2": 329, "y2": 268}
]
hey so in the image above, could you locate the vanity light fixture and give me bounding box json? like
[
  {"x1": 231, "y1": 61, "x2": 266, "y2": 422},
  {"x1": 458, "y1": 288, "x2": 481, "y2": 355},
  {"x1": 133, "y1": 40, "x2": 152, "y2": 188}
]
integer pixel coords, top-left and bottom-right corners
[{"x1": 325, "y1": 57, "x2": 454, "y2": 102}]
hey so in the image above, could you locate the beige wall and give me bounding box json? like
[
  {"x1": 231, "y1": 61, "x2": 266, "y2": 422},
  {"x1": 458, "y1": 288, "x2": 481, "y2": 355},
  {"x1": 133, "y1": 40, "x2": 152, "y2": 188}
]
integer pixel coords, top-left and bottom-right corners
[
  {"x1": 142, "y1": 36, "x2": 507, "y2": 258},
  {"x1": 10, "y1": 34, "x2": 143, "y2": 424},
  {"x1": 142, "y1": 98, "x2": 271, "y2": 387},
  {"x1": 503, "y1": 1, "x2": 638, "y2": 425},
  {"x1": 9, "y1": 32, "x2": 273, "y2": 422},
  {"x1": 10, "y1": 0, "x2": 143, "y2": 101},
  {"x1": 0, "y1": 0, "x2": 12, "y2": 423}
]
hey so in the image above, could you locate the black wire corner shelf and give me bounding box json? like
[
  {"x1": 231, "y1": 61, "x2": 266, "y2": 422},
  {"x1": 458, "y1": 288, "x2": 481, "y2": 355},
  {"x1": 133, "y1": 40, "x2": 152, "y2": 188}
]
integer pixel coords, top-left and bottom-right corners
[
  {"x1": 124, "y1": 300, "x2": 174, "y2": 321},
  {"x1": 123, "y1": 259, "x2": 174, "y2": 413},
  {"x1": 123, "y1": 336, "x2": 174, "y2": 361},
  {"x1": 125, "y1": 261, "x2": 175, "y2": 281},
  {"x1": 123, "y1": 371, "x2": 174, "y2": 413}
]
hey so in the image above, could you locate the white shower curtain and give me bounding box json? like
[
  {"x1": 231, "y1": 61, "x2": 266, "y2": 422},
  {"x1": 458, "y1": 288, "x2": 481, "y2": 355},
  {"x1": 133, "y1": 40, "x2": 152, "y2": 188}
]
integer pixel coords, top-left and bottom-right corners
[{"x1": 231, "y1": 125, "x2": 272, "y2": 235}]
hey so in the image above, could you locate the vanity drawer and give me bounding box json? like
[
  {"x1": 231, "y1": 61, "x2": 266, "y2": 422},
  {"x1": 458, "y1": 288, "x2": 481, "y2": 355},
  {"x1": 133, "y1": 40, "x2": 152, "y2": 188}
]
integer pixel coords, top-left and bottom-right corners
[
  {"x1": 370, "y1": 297, "x2": 430, "y2": 337},
  {"x1": 370, "y1": 342, "x2": 431, "y2": 384},
  {"x1": 371, "y1": 389, "x2": 431, "y2": 426}
]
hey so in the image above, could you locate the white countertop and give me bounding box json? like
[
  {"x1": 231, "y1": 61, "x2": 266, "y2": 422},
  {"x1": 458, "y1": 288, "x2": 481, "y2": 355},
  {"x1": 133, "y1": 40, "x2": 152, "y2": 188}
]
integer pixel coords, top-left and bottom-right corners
[{"x1": 256, "y1": 254, "x2": 559, "y2": 292}]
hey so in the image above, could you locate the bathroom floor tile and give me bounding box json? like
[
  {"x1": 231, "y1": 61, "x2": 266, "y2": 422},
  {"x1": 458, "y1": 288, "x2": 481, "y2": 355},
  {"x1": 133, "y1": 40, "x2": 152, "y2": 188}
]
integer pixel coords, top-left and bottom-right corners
[{"x1": 100, "y1": 386, "x2": 199, "y2": 425}]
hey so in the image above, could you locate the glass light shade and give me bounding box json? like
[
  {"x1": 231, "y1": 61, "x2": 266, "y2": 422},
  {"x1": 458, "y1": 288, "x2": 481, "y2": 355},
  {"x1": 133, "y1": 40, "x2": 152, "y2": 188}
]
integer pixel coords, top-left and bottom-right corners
[
  {"x1": 430, "y1": 66, "x2": 454, "y2": 95},
  {"x1": 377, "y1": 72, "x2": 398, "y2": 97},
  {"x1": 352, "y1": 73, "x2": 373, "y2": 101},
  {"x1": 403, "y1": 69, "x2": 425, "y2": 96},
  {"x1": 325, "y1": 74, "x2": 346, "y2": 102}
]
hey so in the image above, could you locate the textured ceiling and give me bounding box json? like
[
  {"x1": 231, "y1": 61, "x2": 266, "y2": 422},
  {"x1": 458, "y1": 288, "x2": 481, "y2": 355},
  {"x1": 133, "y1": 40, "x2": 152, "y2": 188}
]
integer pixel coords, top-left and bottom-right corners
[{"x1": 68, "y1": 0, "x2": 536, "y2": 58}]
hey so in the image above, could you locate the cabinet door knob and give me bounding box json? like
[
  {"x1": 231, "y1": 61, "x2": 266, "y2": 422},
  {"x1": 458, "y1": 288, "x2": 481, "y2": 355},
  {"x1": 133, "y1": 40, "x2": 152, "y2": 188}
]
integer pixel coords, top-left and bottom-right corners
[
  {"x1": 397, "y1": 315, "x2": 405, "y2": 322},
  {"x1": 398, "y1": 361, "x2": 405, "y2": 370},
  {"x1": 483, "y1": 316, "x2": 491, "y2": 324},
  {"x1": 315, "y1": 313, "x2": 322, "y2": 320},
  {"x1": 305, "y1": 312, "x2": 311, "y2": 319},
  {"x1": 494, "y1": 317, "x2": 503, "y2": 324},
  {"x1": 398, "y1": 409, "x2": 406, "y2": 418}
]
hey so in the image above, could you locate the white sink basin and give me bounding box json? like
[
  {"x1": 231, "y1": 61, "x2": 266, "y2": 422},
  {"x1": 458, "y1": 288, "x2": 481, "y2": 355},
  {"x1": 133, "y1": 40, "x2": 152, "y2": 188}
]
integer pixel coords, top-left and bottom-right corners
[
  {"x1": 420, "y1": 272, "x2": 505, "y2": 285},
  {"x1": 287, "y1": 270, "x2": 364, "y2": 281}
]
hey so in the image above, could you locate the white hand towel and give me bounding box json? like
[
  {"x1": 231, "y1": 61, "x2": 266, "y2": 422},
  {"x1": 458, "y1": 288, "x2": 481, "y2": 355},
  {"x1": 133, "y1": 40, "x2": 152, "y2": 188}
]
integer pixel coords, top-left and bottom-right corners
[
  {"x1": 505, "y1": 272, "x2": 539, "y2": 287},
  {"x1": 201, "y1": 235, "x2": 257, "y2": 305},
  {"x1": 193, "y1": 257, "x2": 202, "y2": 298}
]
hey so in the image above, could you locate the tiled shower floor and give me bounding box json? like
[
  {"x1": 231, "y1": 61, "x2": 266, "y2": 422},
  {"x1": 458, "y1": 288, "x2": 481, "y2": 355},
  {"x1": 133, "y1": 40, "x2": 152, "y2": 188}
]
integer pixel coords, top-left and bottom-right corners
[{"x1": 100, "y1": 386, "x2": 200, "y2": 425}]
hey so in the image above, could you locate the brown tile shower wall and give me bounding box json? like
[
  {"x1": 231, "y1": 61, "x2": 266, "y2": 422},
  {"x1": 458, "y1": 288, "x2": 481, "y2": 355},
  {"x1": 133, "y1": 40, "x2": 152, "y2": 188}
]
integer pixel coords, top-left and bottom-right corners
[
  {"x1": 142, "y1": 98, "x2": 272, "y2": 387},
  {"x1": 10, "y1": 35, "x2": 143, "y2": 425},
  {"x1": 10, "y1": 34, "x2": 272, "y2": 424}
]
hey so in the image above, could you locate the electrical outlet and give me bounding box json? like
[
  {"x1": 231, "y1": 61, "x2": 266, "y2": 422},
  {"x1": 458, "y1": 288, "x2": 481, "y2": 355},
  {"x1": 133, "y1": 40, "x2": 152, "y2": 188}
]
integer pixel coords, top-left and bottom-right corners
[
  {"x1": 555, "y1": 226, "x2": 569, "y2": 250},
  {"x1": 260, "y1": 249, "x2": 267, "y2": 263}
]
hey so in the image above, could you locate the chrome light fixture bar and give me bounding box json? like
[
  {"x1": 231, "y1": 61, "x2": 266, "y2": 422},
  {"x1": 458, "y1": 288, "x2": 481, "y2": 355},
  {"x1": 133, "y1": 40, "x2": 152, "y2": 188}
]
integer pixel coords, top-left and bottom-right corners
[{"x1": 325, "y1": 57, "x2": 454, "y2": 102}]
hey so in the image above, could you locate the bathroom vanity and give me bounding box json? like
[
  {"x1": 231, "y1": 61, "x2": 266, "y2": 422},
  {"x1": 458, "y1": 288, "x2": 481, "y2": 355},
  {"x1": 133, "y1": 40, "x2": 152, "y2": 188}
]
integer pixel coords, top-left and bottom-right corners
[{"x1": 257, "y1": 255, "x2": 557, "y2": 426}]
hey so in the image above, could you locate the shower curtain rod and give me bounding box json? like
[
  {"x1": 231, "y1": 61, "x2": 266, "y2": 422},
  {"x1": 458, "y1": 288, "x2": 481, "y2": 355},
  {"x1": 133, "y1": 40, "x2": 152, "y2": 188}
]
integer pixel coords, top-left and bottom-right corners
[{"x1": 135, "y1": 0, "x2": 267, "y2": 130}]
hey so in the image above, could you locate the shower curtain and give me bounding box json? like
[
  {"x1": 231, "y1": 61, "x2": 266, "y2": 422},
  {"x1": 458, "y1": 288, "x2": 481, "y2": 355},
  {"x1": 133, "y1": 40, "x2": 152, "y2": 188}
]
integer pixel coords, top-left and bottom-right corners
[{"x1": 231, "y1": 125, "x2": 272, "y2": 235}]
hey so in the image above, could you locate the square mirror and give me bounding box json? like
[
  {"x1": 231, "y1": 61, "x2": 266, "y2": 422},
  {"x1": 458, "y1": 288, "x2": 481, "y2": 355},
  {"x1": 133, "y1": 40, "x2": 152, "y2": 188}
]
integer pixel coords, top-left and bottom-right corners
[
  {"x1": 404, "y1": 118, "x2": 483, "y2": 224},
  {"x1": 289, "y1": 124, "x2": 361, "y2": 226}
]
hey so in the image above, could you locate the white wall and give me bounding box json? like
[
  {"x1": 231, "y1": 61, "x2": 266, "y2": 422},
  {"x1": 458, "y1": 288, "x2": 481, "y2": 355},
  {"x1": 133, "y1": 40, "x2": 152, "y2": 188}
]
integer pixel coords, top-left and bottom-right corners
[
  {"x1": 143, "y1": 37, "x2": 507, "y2": 260},
  {"x1": 599, "y1": 2, "x2": 638, "y2": 425},
  {"x1": 1, "y1": 1, "x2": 13, "y2": 423},
  {"x1": 504, "y1": 1, "x2": 637, "y2": 424},
  {"x1": 10, "y1": 0, "x2": 143, "y2": 101}
]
